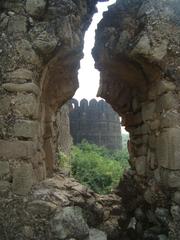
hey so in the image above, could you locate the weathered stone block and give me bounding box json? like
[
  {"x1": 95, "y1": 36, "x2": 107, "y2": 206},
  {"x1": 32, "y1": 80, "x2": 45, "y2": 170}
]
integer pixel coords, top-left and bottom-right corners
[
  {"x1": 0, "y1": 93, "x2": 38, "y2": 118},
  {"x1": 131, "y1": 37, "x2": 168, "y2": 62},
  {"x1": 27, "y1": 200, "x2": 56, "y2": 216},
  {"x1": 168, "y1": 173, "x2": 180, "y2": 188},
  {"x1": 12, "y1": 163, "x2": 34, "y2": 195},
  {"x1": 6, "y1": 68, "x2": 33, "y2": 83},
  {"x1": 157, "y1": 92, "x2": 178, "y2": 113},
  {"x1": 2, "y1": 83, "x2": 39, "y2": 95},
  {"x1": 151, "y1": 40, "x2": 168, "y2": 61},
  {"x1": 142, "y1": 102, "x2": 156, "y2": 122},
  {"x1": 22, "y1": 226, "x2": 34, "y2": 238},
  {"x1": 0, "y1": 14, "x2": 9, "y2": 30},
  {"x1": 32, "y1": 31, "x2": 58, "y2": 57},
  {"x1": 144, "y1": 188, "x2": 156, "y2": 204},
  {"x1": 8, "y1": 15, "x2": 27, "y2": 34},
  {"x1": 15, "y1": 39, "x2": 41, "y2": 65},
  {"x1": 156, "y1": 128, "x2": 180, "y2": 169},
  {"x1": 160, "y1": 168, "x2": 180, "y2": 188},
  {"x1": 160, "y1": 110, "x2": 180, "y2": 128},
  {"x1": 0, "y1": 161, "x2": 9, "y2": 178},
  {"x1": 136, "y1": 145, "x2": 147, "y2": 157},
  {"x1": 135, "y1": 156, "x2": 146, "y2": 176},
  {"x1": 157, "y1": 81, "x2": 176, "y2": 96},
  {"x1": 116, "y1": 30, "x2": 131, "y2": 54},
  {"x1": 131, "y1": 123, "x2": 150, "y2": 137},
  {"x1": 88, "y1": 228, "x2": 107, "y2": 240},
  {"x1": 150, "y1": 119, "x2": 160, "y2": 130},
  {"x1": 0, "y1": 181, "x2": 10, "y2": 195},
  {"x1": 148, "y1": 87, "x2": 157, "y2": 101},
  {"x1": 26, "y1": 0, "x2": 47, "y2": 18},
  {"x1": 14, "y1": 120, "x2": 38, "y2": 139},
  {"x1": 131, "y1": 35, "x2": 151, "y2": 57},
  {"x1": 124, "y1": 112, "x2": 142, "y2": 127},
  {"x1": 2, "y1": 1, "x2": 24, "y2": 11},
  {"x1": 0, "y1": 95, "x2": 11, "y2": 115},
  {"x1": 0, "y1": 140, "x2": 35, "y2": 159},
  {"x1": 51, "y1": 206, "x2": 89, "y2": 239},
  {"x1": 14, "y1": 93, "x2": 38, "y2": 119},
  {"x1": 173, "y1": 191, "x2": 180, "y2": 205}
]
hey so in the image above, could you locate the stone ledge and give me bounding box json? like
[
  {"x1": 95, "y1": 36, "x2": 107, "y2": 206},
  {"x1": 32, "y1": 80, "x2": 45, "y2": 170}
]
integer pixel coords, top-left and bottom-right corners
[
  {"x1": 0, "y1": 139, "x2": 36, "y2": 159},
  {"x1": 2, "y1": 83, "x2": 40, "y2": 96}
]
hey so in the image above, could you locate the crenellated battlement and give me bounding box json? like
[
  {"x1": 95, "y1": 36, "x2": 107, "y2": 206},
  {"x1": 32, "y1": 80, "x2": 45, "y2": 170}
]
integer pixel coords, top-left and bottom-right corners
[{"x1": 69, "y1": 98, "x2": 122, "y2": 150}]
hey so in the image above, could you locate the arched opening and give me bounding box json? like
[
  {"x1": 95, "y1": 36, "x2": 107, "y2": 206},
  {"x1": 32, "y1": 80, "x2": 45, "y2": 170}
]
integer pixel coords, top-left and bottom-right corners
[
  {"x1": 0, "y1": 0, "x2": 179, "y2": 239},
  {"x1": 36, "y1": 0, "x2": 128, "y2": 183},
  {"x1": 39, "y1": 53, "x2": 80, "y2": 176},
  {"x1": 65, "y1": 1, "x2": 129, "y2": 196}
]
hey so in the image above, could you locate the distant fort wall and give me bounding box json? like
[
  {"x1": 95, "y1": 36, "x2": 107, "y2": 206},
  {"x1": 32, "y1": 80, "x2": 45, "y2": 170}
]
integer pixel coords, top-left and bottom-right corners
[{"x1": 69, "y1": 98, "x2": 122, "y2": 150}]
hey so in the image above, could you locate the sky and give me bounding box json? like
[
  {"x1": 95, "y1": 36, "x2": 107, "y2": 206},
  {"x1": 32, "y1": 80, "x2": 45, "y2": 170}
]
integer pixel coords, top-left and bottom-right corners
[{"x1": 74, "y1": 0, "x2": 116, "y2": 101}]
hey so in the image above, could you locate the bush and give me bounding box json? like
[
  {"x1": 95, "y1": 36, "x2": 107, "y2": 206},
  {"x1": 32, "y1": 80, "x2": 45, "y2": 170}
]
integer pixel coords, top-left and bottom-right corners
[
  {"x1": 70, "y1": 140, "x2": 129, "y2": 194},
  {"x1": 58, "y1": 148, "x2": 71, "y2": 173}
]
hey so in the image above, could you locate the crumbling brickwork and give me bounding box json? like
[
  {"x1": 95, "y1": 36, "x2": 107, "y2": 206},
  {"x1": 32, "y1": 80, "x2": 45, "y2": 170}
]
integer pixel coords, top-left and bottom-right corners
[{"x1": 0, "y1": 0, "x2": 180, "y2": 239}]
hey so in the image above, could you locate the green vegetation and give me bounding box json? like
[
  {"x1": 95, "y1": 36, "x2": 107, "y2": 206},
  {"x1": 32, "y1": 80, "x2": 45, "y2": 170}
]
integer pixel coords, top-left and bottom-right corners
[
  {"x1": 58, "y1": 149, "x2": 71, "y2": 173},
  {"x1": 58, "y1": 140, "x2": 129, "y2": 194}
]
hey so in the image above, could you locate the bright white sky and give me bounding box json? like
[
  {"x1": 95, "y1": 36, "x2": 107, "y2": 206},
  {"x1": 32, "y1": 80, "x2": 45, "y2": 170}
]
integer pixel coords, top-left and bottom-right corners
[{"x1": 74, "y1": 0, "x2": 116, "y2": 101}]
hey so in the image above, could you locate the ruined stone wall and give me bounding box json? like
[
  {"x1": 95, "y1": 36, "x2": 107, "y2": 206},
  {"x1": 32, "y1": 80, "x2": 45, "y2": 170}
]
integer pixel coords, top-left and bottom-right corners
[
  {"x1": 0, "y1": 0, "x2": 98, "y2": 194},
  {"x1": 1, "y1": 0, "x2": 180, "y2": 239},
  {"x1": 93, "y1": 0, "x2": 180, "y2": 238},
  {"x1": 69, "y1": 98, "x2": 122, "y2": 150}
]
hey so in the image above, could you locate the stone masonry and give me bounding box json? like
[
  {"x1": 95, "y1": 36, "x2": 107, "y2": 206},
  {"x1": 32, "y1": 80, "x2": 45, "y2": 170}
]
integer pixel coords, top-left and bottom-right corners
[
  {"x1": 93, "y1": 0, "x2": 180, "y2": 238},
  {"x1": 1, "y1": 0, "x2": 180, "y2": 239},
  {"x1": 69, "y1": 98, "x2": 122, "y2": 150},
  {"x1": 0, "y1": 0, "x2": 99, "y2": 192}
]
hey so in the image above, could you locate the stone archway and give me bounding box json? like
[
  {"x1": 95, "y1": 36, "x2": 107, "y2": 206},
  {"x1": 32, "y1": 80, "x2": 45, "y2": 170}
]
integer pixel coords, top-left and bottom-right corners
[{"x1": 0, "y1": 0, "x2": 180, "y2": 239}]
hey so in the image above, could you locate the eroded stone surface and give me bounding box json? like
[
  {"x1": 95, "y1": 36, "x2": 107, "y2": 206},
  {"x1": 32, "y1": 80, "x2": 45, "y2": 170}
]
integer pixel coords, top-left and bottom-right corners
[
  {"x1": 0, "y1": 173, "x2": 121, "y2": 240},
  {"x1": 93, "y1": 0, "x2": 180, "y2": 239},
  {"x1": 51, "y1": 206, "x2": 89, "y2": 239},
  {"x1": 157, "y1": 128, "x2": 180, "y2": 169},
  {"x1": 26, "y1": 0, "x2": 47, "y2": 18},
  {"x1": 88, "y1": 228, "x2": 107, "y2": 240},
  {"x1": 1, "y1": 0, "x2": 180, "y2": 239},
  {"x1": 0, "y1": 0, "x2": 99, "y2": 183},
  {"x1": 12, "y1": 162, "x2": 35, "y2": 195}
]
